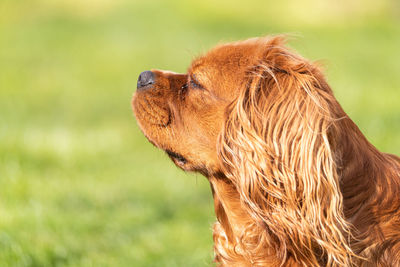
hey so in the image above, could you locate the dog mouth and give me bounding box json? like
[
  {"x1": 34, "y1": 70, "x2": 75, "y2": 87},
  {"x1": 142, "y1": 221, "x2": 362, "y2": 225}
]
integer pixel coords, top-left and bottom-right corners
[
  {"x1": 134, "y1": 95, "x2": 172, "y2": 128},
  {"x1": 165, "y1": 149, "x2": 187, "y2": 166}
]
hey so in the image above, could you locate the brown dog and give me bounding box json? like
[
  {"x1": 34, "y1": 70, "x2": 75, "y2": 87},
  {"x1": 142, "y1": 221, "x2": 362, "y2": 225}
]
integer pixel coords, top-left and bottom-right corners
[{"x1": 132, "y1": 36, "x2": 400, "y2": 266}]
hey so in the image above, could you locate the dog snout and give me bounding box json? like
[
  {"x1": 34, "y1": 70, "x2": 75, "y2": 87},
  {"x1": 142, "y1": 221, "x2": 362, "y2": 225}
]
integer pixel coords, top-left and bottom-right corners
[{"x1": 137, "y1": 70, "x2": 155, "y2": 90}]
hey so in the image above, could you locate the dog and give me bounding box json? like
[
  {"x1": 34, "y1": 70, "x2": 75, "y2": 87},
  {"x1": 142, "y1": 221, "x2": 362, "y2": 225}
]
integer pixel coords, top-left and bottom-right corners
[{"x1": 132, "y1": 36, "x2": 400, "y2": 266}]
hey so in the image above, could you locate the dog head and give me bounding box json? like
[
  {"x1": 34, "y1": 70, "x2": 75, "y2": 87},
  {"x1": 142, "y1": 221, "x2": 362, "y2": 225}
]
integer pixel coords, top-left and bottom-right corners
[{"x1": 132, "y1": 37, "x2": 282, "y2": 176}]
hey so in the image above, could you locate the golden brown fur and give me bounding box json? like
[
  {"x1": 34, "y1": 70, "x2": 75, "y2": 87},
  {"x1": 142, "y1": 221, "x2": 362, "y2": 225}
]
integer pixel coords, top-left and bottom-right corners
[{"x1": 132, "y1": 36, "x2": 400, "y2": 266}]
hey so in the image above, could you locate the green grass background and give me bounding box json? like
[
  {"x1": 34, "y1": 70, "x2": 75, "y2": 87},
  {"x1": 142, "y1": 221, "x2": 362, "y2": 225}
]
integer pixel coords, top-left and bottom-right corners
[{"x1": 0, "y1": 0, "x2": 399, "y2": 266}]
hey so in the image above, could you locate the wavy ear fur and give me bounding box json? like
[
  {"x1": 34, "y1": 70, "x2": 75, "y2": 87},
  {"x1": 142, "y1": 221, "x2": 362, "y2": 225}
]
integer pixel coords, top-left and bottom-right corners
[{"x1": 218, "y1": 37, "x2": 356, "y2": 266}]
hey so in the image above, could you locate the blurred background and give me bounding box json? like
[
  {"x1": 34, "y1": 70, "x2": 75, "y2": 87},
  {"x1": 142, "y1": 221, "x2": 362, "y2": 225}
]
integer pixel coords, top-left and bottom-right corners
[{"x1": 0, "y1": 0, "x2": 399, "y2": 266}]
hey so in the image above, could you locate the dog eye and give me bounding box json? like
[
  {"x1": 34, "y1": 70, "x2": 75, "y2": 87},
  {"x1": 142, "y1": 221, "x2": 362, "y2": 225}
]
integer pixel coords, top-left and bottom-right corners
[
  {"x1": 190, "y1": 80, "x2": 201, "y2": 88},
  {"x1": 189, "y1": 75, "x2": 203, "y2": 89}
]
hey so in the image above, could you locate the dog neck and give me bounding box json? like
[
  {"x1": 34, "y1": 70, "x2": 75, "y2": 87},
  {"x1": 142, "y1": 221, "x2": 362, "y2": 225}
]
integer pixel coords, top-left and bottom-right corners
[
  {"x1": 207, "y1": 119, "x2": 400, "y2": 265},
  {"x1": 209, "y1": 174, "x2": 250, "y2": 240},
  {"x1": 338, "y1": 120, "x2": 400, "y2": 256},
  {"x1": 209, "y1": 174, "x2": 294, "y2": 266},
  {"x1": 338, "y1": 120, "x2": 400, "y2": 215}
]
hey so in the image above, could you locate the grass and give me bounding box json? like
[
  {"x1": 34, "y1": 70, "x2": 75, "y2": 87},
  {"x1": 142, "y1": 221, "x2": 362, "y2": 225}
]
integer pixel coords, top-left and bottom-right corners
[{"x1": 0, "y1": 0, "x2": 399, "y2": 266}]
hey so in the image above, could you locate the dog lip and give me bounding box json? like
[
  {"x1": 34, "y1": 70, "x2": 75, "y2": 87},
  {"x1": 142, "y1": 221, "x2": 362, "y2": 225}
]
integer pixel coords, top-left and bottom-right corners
[
  {"x1": 134, "y1": 96, "x2": 172, "y2": 128},
  {"x1": 165, "y1": 149, "x2": 187, "y2": 164}
]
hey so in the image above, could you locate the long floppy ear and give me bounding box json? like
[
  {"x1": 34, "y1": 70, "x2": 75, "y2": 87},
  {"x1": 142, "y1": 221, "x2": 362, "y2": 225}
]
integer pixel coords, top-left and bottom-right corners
[{"x1": 218, "y1": 37, "x2": 355, "y2": 266}]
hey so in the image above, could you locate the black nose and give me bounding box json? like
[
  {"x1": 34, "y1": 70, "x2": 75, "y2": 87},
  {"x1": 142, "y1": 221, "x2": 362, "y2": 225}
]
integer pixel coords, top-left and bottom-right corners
[{"x1": 137, "y1": 71, "x2": 155, "y2": 90}]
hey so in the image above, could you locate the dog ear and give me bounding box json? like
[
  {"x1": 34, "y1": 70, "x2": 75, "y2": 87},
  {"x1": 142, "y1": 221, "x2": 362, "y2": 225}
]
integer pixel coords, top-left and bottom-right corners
[{"x1": 218, "y1": 37, "x2": 355, "y2": 266}]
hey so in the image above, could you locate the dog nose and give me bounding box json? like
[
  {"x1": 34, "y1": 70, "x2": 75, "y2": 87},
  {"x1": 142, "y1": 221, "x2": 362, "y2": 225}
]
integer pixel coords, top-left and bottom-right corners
[{"x1": 137, "y1": 70, "x2": 155, "y2": 90}]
